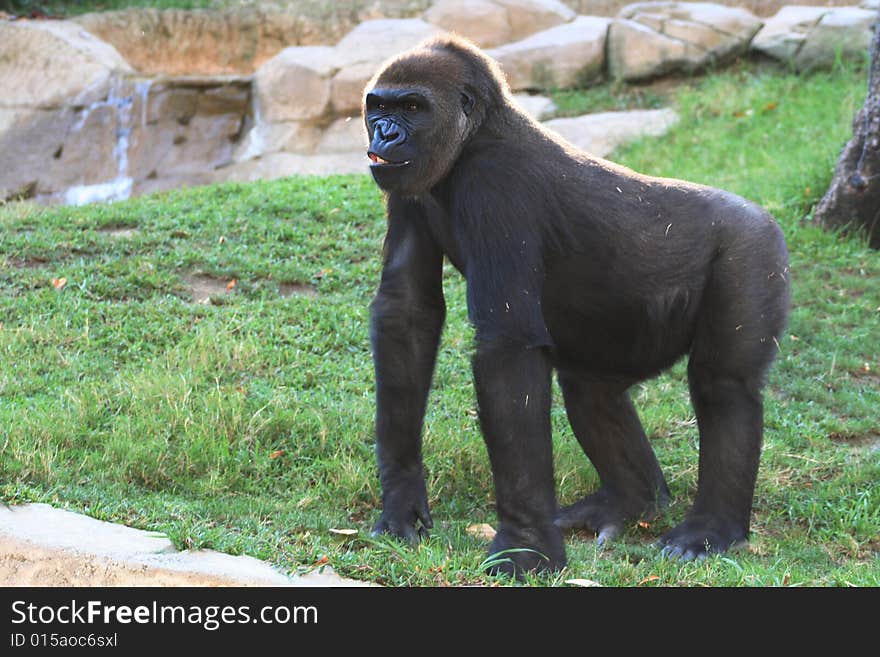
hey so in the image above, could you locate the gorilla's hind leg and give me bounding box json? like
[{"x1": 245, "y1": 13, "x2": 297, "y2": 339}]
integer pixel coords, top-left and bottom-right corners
[
  {"x1": 657, "y1": 366, "x2": 762, "y2": 560},
  {"x1": 555, "y1": 374, "x2": 669, "y2": 544},
  {"x1": 658, "y1": 235, "x2": 788, "y2": 560}
]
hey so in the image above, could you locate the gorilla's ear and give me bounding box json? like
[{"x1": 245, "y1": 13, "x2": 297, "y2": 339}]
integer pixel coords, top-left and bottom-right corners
[{"x1": 460, "y1": 88, "x2": 476, "y2": 116}]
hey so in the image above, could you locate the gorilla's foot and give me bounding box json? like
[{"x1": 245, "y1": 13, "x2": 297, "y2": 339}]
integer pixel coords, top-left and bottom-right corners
[
  {"x1": 555, "y1": 487, "x2": 666, "y2": 545},
  {"x1": 484, "y1": 523, "x2": 566, "y2": 579},
  {"x1": 656, "y1": 515, "x2": 747, "y2": 561},
  {"x1": 371, "y1": 474, "x2": 433, "y2": 545}
]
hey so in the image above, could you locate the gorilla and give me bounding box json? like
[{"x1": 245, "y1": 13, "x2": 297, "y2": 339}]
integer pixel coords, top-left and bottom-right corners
[{"x1": 363, "y1": 36, "x2": 790, "y2": 576}]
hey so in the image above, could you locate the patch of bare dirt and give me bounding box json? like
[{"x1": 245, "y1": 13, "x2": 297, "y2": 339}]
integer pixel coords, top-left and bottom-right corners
[
  {"x1": 278, "y1": 281, "x2": 317, "y2": 298},
  {"x1": 828, "y1": 431, "x2": 880, "y2": 451},
  {"x1": 184, "y1": 273, "x2": 236, "y2": 304},
  {"x1": 0, "y1": 535, "x2": 243, "y2": 587},
  {"x1": 184, "y1": 274, "x2": 317, "y2": 303},
  {"x1": 8, "y1": 256, "x2": 49, "y2": 269}
]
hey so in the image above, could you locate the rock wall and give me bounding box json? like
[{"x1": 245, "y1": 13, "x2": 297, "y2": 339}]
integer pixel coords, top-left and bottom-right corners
[
  {"x1": 0, "y1": 20, "x2": 251, "y2": 204},
  {"x1": 1, "y1": 1, "x2": 876, "y2": 204},
  {"x1": 566, "y1": 0, "x2": 855, "y2": 16},
  {"x1": 0, "y1": 20, "x2": 132, "y2": 201},
  {"x1": 751, "y1": 5, "x2": 877, "y2": 70},
  {"x1": 73, "y1": 1, "x2": 433, "y2": 76},
  {"x1": 608, "y1": 2, "x2": 764, "y2": 81},
  {"x1": 71, "y1": 1, "x2": 860, "y2": 75}
]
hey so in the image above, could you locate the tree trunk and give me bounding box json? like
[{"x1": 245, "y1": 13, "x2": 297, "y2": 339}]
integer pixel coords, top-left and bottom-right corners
[{"x1": 813, "y1": 11, "x2": 880, "y2": 249}]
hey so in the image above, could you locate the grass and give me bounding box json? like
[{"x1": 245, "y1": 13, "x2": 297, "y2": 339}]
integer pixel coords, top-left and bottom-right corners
[
  {"x1": 549, "y1": 79, "x2": 672, "y2": 117},
  {"x1": 1, "y1": 60, "x2": 878, "y2": 586}
]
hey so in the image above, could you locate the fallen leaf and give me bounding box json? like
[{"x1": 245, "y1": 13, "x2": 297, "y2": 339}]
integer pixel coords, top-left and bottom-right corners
[
  {"x1": 782, "y1": 573, "x2": 791, "y2": 586},
  {"x1": 51, "y1": 277, "x2": 67, "y2": 290},
  {"x1": 466, "y1": 523, "x2": 497, "y2": 540},
  {"x1": 565, "y1": 578, "x2": 602, "y2": 587},
  {"x1": 226, "y1": 278, "x2": 237, "y2": 291},
  {"x1": 863, "y1": 363, "x2": 871, "y2": 373},
  {"x1": 314, "y1": 555, "x2": 329, "y2": 566},
  {"x1": 790, "y1": 335, "x2": 799, "y2": 341},
  {"x1": 762, "y1": 102, "x2": 778, "y2": 112},
  {"x1": 269, "y1": 450, "x2": 284, "y2": 459},
  {"x1": 637, "y1": 521, "x2": 651, "y2": 529},
  {"x1": 638, "y1": 575, "x2": 660, "y2": 586},
  {"x1": 329, "y1": 528, "x2": 358, "y2": 536},
  {"x1": 218, "y1": 235, "x2": 226, "y2": 244}
]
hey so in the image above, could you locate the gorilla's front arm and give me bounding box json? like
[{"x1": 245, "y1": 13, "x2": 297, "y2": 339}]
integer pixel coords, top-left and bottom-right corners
[{"x1": 370, "y1": 195, "x2": 445, "y2": 543}]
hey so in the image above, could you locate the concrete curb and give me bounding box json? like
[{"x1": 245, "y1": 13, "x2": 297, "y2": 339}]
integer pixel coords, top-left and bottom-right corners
[{"x1": 0, "y1": 503, "x2": 373, "y2": 587}]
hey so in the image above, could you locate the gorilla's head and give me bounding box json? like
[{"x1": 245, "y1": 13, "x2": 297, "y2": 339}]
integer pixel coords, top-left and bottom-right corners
[{"x1": 363, "y1": 37, "x2": 507, "y2": 196}]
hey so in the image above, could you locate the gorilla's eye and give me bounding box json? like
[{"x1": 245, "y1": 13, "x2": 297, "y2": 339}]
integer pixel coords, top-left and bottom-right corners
[
  {"x1": 406, "y1": 102, "x2": 419, "y2": 112},
  {"x1": 377, "y1": 103, "x2": 387, "y2": 111}
]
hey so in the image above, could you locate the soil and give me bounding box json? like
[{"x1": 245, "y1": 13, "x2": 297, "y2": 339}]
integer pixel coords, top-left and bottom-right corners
[{"x1": 0, "y1": 535, "x2": 244, "y2": 587}]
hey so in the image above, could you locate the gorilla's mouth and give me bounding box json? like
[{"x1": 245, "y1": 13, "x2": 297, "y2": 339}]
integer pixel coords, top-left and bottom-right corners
[{"x1": 368, "y1": 152, "x2": 411, "y2": 167}]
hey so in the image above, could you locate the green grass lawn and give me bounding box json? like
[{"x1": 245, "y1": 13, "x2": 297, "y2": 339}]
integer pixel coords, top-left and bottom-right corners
[{"x1": 1, "y1": 61, "x2": 878, "y2": 586}]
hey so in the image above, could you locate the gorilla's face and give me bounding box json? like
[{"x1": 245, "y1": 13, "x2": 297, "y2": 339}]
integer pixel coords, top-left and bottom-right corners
[
  {"x1": 363, "y1": 53, "x2": 477, "y2": 197},
  {"x1": 364, "y1": 87, "x2": 432, "y2": 195}
]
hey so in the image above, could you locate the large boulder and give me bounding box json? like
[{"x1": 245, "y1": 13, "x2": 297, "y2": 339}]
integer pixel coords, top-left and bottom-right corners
[
  {"x1": 488, "y1": 16, "x2": 610, "y2": 91},
  {"x1": 608, "y1": 2, "x2": 763, "y2": 81},
  {"x1": 751, "y1": 6, "x2": 876, "y2": 71},
  {"x1": 543, "y1": 108, "x2": 679, "y2": 157},
  {"x1": 332, "y1": 18, "x2": 443, "y2": 69},
  {"x1": 0, "y1": 20, "x2": 133, "y2": 201},
  {"x1": 423, "y1": 0, "x2": 512, "y2": 47},
  {"x1": 497, "y1": 0, "x2": 576, "y2": 41},
  {"x1": 749, "y1": 6, "x2": 829, "y2": 62},
  {"x1": 330, "y1": 61, "x2": 381, "y2": 117},
  {"x1": 254, "y1": 46, "x2": 336, "y2": 122},
  {"x1": 422, "y1": 0, "x2": 574, "y2": 48},
  {"x1": 795, "y1": 7, "x2": 876, "y2": 72},
  {"x1": 0, "y1": 19, "x2": 131, "y2": 108},
  {"x1": 330, "y1": 19, "x2": 443, "y2": 115}
]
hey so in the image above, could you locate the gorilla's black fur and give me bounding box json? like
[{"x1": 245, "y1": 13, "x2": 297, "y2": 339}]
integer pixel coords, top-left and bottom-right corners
[{"x1": 364, "y1": 36, "x2": 790, "y2": 576}]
